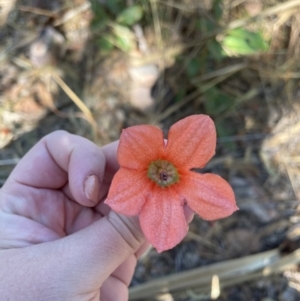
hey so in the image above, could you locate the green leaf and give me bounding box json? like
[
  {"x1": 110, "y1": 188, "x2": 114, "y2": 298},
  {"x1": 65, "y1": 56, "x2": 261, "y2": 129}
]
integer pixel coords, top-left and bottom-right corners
[
  {"x1": 91, "y1": 18, "x2": 108, "y2": 31},
  {"x1": 116, "y1": 5, "x2": 143, "y2": 26},
  {"x1": 222, "y1": 28, "x2": 268, "y2": 56},
  {"x1": 114, "y1": 35, "x2": 132, "y2": 52},
  {"x1": 90, "y1": 1, "x2": 109, "y2": 30},
  {"x1": 97, "y1": 36, "x2": 115, "y2": 53},
  {"x1": 174, "y1": 90, "x2": 186, "y2": 103},
  {"x1": 207, "y1": 39, "x2": 225, "y2": 62},
  {"x1": 90, "y1": 0, "x2": 105, "y2": 16},
  {"x1": 106, "y1": 0, "x2": 124, "y2": 15},
  {"x1": 216, "y1": 121, "x2": 236, "y2": 151},
  {"x1": 212, "y1": 0, "x2": 223, "y2": 20},
  {"x1": 187, "y1": 58, "x2": 201, "y2": 78},
  {"x1": 112, "y1": 24, "x2": 135, "y2": 52},
  {"x1": 204, "y1": 87, "x2": 234, "y2": 116},
  {"x1": 196, "y1": 18, "x2": 215, "y2": 33}
]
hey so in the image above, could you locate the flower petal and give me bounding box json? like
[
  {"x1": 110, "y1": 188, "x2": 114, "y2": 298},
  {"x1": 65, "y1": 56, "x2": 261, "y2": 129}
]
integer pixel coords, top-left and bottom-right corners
[
  {"x1": 139, "y1": 187, "x2": 188, "y2": 252},
  {"x1": 177, "y1": 172, "x2": 238, "y2": 220},
  {"x1": 166, "y1": 115, "x2": 216, "y2": 169},
  {"x1": 118, "y1": 125, "x2": 165, "y2": 170},
  {"x1": 105, "y1": 168, "x2": 150, "y2": 216}
]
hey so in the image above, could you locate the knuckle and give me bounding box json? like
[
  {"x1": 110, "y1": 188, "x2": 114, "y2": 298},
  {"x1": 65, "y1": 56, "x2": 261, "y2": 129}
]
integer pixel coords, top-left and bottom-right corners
[
  {"x1": 107, "y1": 211, "x2": 144, "y2": 252},
  {"x1": 44, "y1": 130, "x2": 70, "y2": 140}
]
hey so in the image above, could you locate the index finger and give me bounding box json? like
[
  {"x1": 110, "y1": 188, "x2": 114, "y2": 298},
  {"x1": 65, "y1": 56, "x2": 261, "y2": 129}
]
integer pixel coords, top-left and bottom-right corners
[
  {"x1": 96, "y1": 140, "x2": 120, "y2": 201},
  {"x1": 4, "y1": 131, "x2": 119, "y2": 207}
]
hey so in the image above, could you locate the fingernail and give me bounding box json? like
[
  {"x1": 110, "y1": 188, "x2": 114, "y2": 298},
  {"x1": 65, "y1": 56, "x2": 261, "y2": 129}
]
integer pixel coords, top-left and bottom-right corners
[{"x1": 84, "y1": 175, "x2": 100, "y2": 204}]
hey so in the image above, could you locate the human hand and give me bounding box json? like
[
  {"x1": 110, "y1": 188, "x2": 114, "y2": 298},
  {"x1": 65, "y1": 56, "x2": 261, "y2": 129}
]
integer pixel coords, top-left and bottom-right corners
[{"x1": 0, "y1": 131, "x2": 193, "y2": 301}]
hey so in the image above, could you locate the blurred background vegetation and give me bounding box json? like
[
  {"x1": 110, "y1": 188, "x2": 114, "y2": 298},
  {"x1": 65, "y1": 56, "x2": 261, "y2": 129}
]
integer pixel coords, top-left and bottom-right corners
[{"x1": 2, "y1": 0, "x2": 300, "y2": 300}]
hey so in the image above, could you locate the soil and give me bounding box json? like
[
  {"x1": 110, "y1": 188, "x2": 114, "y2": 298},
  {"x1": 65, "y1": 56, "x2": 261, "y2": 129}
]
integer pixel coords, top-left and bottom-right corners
[{"x1": 1, "y1": 0, "x2": 300, "y2": 300}]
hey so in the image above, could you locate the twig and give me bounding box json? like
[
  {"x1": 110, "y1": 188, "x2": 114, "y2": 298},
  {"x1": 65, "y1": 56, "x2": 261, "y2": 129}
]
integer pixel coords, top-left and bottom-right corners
[
  {"x1": 51, "y1": 73, "x2": 98, "y2": 139},
  {"x1": 129, "y1": 249, "x2": 280, "y2": 300},
  {"x1": 186, "y1": 231, "x2": 220, "y2": 249},
  {"x1": 139, "y1": 0, "x2": 300, "y2": 70},
  {"x1": 18, "y1": 5, "x2": 56, "y2": 17},
  {"x1": 228, "y1": 0, "x2": 300, "y2": 30},
  {"x1": 159, "y1": 0, "x2": 300, "y2": 30},
  {"x1": 130, "y1": 247, "x2": 300, "y2": 300},
  {"x1": 157, "y1": 0, "x2": 205, "y2": 12},
  {"x1": 283, "y1": 161, "x2": 298, "y2": 199},
  {"x1": 217, "y1": 133, "x2": 270, "y2": 142},
  {"x1": 193, "y1": 63, "x2": 248, "y2": 82},
  {"x1": 130, "y1": 43, "x2": 185, "y2": 67},
  {"x1": 0, "y1": 34, "x2": 37, "y2": 65},
  {"x1": 154, "y1": 72, "x2": 235, "y2": 123},
  {"x1": 133, "y1": 24, "x2": 149, "y2": 53},
  {"x1": 150, "y1": 0, "x2": 163, "y2": 48},
  {"x1": 53, "y1": 2, "x2": 91, "y2": 27},
  {"x1": 215, "y1": 88, "x2": 260, "y2": 124}
]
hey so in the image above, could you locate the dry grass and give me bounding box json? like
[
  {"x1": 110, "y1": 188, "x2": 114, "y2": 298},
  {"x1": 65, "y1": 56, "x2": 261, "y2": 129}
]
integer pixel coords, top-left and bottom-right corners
[{"x1": 2, "y1": 0, "x2": 300, "y2": 300}]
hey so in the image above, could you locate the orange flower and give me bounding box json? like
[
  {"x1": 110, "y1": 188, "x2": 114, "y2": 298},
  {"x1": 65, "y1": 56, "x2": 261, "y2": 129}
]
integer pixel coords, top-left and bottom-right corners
[{"x1": 105, "y1": 115, "x2": 238, "y2": 252}]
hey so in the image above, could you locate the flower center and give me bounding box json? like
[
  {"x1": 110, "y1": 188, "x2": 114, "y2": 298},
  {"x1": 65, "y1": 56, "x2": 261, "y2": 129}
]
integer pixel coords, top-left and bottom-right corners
[{"x1": 147, "y1": 160, "x2": 179, "y2": 187}]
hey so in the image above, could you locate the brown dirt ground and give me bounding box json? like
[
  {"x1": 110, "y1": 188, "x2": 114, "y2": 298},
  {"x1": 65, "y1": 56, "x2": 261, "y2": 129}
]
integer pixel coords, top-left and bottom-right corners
[{"x1": 2, "y1": 0, "x2": 300, "y2": 300}]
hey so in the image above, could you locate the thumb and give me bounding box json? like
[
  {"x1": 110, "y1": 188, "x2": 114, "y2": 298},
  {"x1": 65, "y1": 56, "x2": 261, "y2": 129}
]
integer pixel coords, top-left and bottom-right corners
[
  {"x1": 0, "y1": 211, "x2": 145, "y2": 301},
  {"x1": 56, "y1": 210, "x2": 145, "y2": 289}
]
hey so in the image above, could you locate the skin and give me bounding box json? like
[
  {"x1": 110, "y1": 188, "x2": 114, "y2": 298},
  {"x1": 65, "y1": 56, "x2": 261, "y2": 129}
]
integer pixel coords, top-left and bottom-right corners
[{"x1": 0, "y1": 131, "x2": 193, "y2": 301}]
